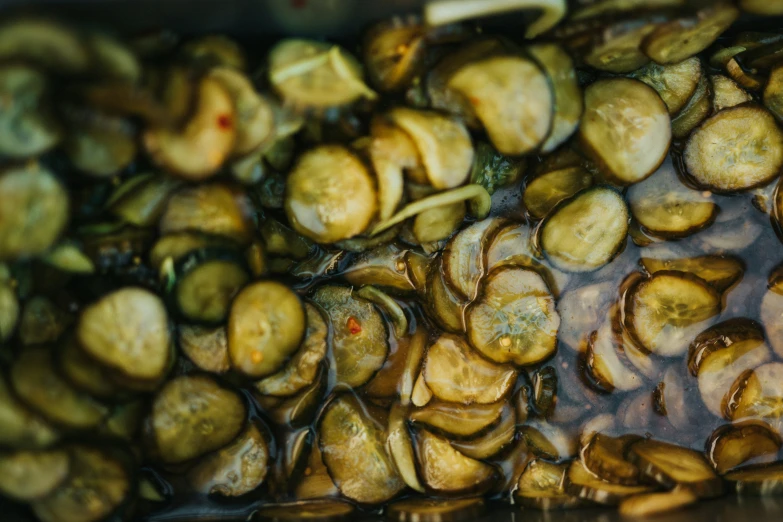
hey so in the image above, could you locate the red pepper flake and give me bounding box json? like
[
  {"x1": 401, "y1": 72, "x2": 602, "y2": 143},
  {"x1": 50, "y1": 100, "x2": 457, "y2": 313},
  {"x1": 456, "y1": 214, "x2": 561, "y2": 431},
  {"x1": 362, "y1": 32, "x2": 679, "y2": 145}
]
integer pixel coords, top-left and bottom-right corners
[
  {"x1": 217, "y1": 114, "x2": 233, "y2": 130},
  {"x1": 347, "y1": 316, "x2": 362, "y2": 335}
]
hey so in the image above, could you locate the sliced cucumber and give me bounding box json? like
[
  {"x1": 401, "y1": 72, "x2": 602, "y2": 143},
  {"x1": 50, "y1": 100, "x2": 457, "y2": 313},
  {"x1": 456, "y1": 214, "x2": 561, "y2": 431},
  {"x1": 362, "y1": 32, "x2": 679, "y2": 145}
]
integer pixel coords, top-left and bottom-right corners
[
  {"x1": 671, "y1": 74, "x2": 712, "y2": 139},
  {"x1": 532, "y1": 366, "x2": 558, "y2": 418},
  {"x1": 61, "y1": 104, "x2": 137, "y2": 178},
  {"x1": 363, "y1": 19, "x2": 425, "y2": 92},
  {"x1": 515, "y1": 459, "x2": 583, "y2": 510},
  {"x1": 628, "y1": 438, "x2": 724, "y2": 498},
  {"x1": 18, "y1": 296, "x2": 71, "y2": 346},
  {"x1": 618, "y1": 489, "x2": 697, "y2": 518},
  {"x1": 627, "y1": 157, "x2": 716, "y2": 238},
  {"x1": 726, "y1": 362, "x2": 783, "y2": 432},
  {"x1": 387, "y1": 403, "x2": 425, "y2": 493},
  {"x1": 294, "y1": 438, "x2": 339, "y2": 500},
  {"x1": 311, "y1": 285, "x2": 389, "y2": 388},
  {"x1": 423, "y1": 333, "x2": 516, "y2": 405},
  {"x1": 179, "y1": 325, "x2": 230, "y2": 374},
  {"x1": 413, "y1": 428, "x2": 497, "y2": 496},
  {"x1": 523, "y1": 167, "x2": 593, "y2": 220},
  {"x1": 425, "y1": 258, "x2": 467, "y2": 333},
  {"x1": 256, "y1": 500, "x2": 354, "y2": 521},
  {"x1": 520, "y1": 420, "x2": 578, "y2": 461},
  {"x1": 228, "y1": 281, "x2": 306, "y2": 378},
  {"x1": 625, "y1": 271, "x2": 721, "y2": 357},
  {"x1": 150, "y1": 374, "x2": 246, "y2": 463},
  {"x1": 0, "y1": 449, "x2": 69, "y2": 501},
  {"x1": 641, "y1": 3, "x2": 739, "y2": 64},
  {"x1": 684, "y1": 105, "x2": 783, "y2": 193},
  {"x1": 59, "y1": 335, "x2": 121, "y2": 399},
  {"x1": 0, "y1": 17, "x2": 90, "y2": 73},
  {"x1": 448, "y1": 401, "x2": 515, "y2": 459},
  {"x1": 412, "y1": 202, "x2": 465, "y2": 244},
  {"x1": 468, "y1": 141, "x2": 526, "y2": 195},
  {"x1": 108, "y1": 173, "x2": 182, "y2": 228},
  {"x1": 409, "y1": 400, "x2": 505, "y2": 439},
  {"x1": 580, "y1": 78, "x2": 670, "y2": 185},
  {"x1": 763, "y1": 63, "x2": 783, "y2": 120},
  {"x1": 585, "y1": 319, "x2": 643, "y2": 392},
  {"x1": 630, "y1": 57, "x2": 702, "y2": 115},
  {"x1": 318, "y1": 394, "x2": 403, "y2": 504},
  {"x1": 256, "y1": 365, "x2": 326, "y2": 428},
  {"x1": 187, "y1": 422, "x2": 269, "y2": 497},
  {"x1": 467, "y1": 266, "x2": 559, "y2": 366},
  {"x1": 539, "y1": 187, "x2": 629, "y2": 272},
  {"x1": 582, "y1": 434, "x2": 642, "y2": 486},
  {"x1": 286, "y1": 145, "x2": 377, "y2": 243},
  {"x1": 712, "y1": 75, "x2": 753, "y2": 112},
  {"x1": 0, "y1": 373, "x2": 58, "y2": 449},
  {"x1": 443, "y1": 217, "x2": 505, "y2": 301},
  {"x1": 255, "y1": 302, "x2": 328, "y2": 397},
  {"x1": 707, "y1": 421, "x2": 781, "y2": 474},
  {"x1": 640, "y1": 254, "x2": 744, "y2": 294},
  {"x1": 565, "y1": 459, "x2": 654, "y2": 505},
  {"x1": 557, "y1": 282, "x2": 615, "y2": 352},
  {"x1": 724, "y1": 462, "x2": 783, "y2": 496},
  {"x1": 386, "y1": 497, "x2": 485, "y2": 522},
  {"x1": 342, "y1": 243, "x2": 416, "y2": 293},
  {"x1": 581, "y1": 17, "x2": 662, "y2": 73}
]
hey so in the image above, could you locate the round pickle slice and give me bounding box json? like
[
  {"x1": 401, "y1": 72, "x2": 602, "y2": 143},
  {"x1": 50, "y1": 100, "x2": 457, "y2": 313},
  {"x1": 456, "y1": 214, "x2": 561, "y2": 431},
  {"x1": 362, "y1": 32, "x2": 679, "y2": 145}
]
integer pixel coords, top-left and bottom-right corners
[
  {"x1": 706, "y1": 421, "x2": 782, "y2": 474},
  {"x1": 565, "y1": 459, "x2": 654, "y2": 505},
  {"x1": 466, "y1": 267, "x2": 559, "y2": 366},
  {"x1": 724, "y1": 462, "x2": 783, "y2": 496},
  {"x1": 515, "y1": 459, "x2": 583, "y2": 510},
  {"x1": 285, "y1": 145, "x2": 377, "y2": 244},
  {"x1": 386, "y1": 498, "x2": 486, "y2": 522},
  {"x1": 151, "y1": 374, "x2": 246, "y2": 464},
  {"x1": 318, "y1": 394, "x2": 404, "y2": 504},
  {"x1": 0, "y1": 449, "x2": 70, "y2": 501},
  {"x1": 539, "y1": 187, "x2": 629, "y2": 273},
  {"x1": 228, "y1": 281, "x2": 306, "y2": 378}
]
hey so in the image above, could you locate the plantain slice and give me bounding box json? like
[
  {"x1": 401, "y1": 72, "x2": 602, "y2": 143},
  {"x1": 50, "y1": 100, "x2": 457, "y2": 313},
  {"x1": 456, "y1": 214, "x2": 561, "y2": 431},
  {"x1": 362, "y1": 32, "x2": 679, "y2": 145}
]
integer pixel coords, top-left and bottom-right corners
[
  {"x1": 523, "y1": 167, "x2": 593, "y2": 220},
  {"x1": 540, "y1": 187, "x2": 629, "y2": 273},
  {"x1": 0, "y1": 449, "x2": 70, "y2": 501},
  {"x1": 446, "y1": 54, "x2": 553, "y2": 156},
  {"x1": 688, "y1": 319, "x2": 772, "y2": 418},
  {"x1": 467, "y1": 266, "x2": 559, "y2": 366},
  {"x1": 32, "y1": 446, "x2": 131, "y2": 522},
  {"x1": 312, "y1": 285, "x2": 389, "y2": 388},
  {"x1": 640, "y1": 255, "x2": 744, "y2": 294},
  {"x1": 629, "y1": 57, "x2": 702, "y2": 115},
  {"x1": 386, "y1": 497, "x2": 485, "y2": 522},
  {"x1": 423, "y1": 333, "x2": 516, "y2": 405},
  {"x1": 187, "y1": 423, "x2": 269, "y2": 497},
  {"x1": 724, "y1": 462, "x2": 783, "y2": 496},
  {"x1": 726, "y1": 362, "x2": 783, "y2": 432},
  {"x1": 255, "y1": 303, "x2": 328, "y2": 397},
  {"x1": 711, "y1": 74, "x2": 753, "y2": 112},
  {"x1": 641, "y1": 3, "x2": 740, "y2": 65},
  {"x1": 388, "y1": 107, "x2": 473, "y2": 189},
  {"x1": 449, "y1": 402, "x2": 516, "y2": 459},
  {"x1": 228, "y1": 281, "x2": 306, "y2": 378},
  {"x1": 318, "y1": 394, "x2": 404, "y2": 504},
  {"x1": 255, "y1": 500, "x2": 354, "y2": 521},
  {"x1": 515, "y1": 459, "x2": 583, "y2": 510},
  {"x1": 579, "y1": 78, "x2": 670, "y2": 185},
  {"x1": 684, "y1": 104, "x2": 783, "y2": 193},
  {"x1": 706, "y1": 421, "x2": 782, "y2": 474},
  {"x1": 627, "y1": 157, "x2": 716, "y2": 239},
  {"x1": 409, "y1": 400, "x2": 505, "y2": 439},
  {"x1": 618, "y1": 489, "x2": 698, "y2": 518},
  {"x1": 528, "y1": 43, "x2": 583, "y2": 153},
  {"x1": 628, "y1": 439, "x2": 724, "y2": 498},
  {"x1": 387, "y1": 403, "x2": 425, "y2": 493},
  {"x1": 11, "y1": 347, "x2": 107, "y2": 429},
  {"x1": 413, "y1": 428, "x2": 497, "y2": 496},
  {"x1": 442, "y1": 217, "x2": 505, "y2": 301},
  {"x1": 625, "y1": 271, "x2": 721, "y2": 357},
  {"x1": 565, "y1": 459, "x2": 655, "y2": 505},
  {"x1": 671, "y1": 74, "x2": 712, "y2": 139},
  {"x1": 150, "y1": 374, "x2": 246, "y2": 463},
  {"x1": 582, "y1": 434, "x2": 643, "y2": 486},
  {"x1": 178, "y1": 325, "x2": 230, "y2": 374}
]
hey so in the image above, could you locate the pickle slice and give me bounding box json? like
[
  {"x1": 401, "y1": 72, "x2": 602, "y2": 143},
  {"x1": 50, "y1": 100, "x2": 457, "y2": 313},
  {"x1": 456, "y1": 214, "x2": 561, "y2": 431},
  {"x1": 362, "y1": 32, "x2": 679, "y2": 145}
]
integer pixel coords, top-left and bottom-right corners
[
  {"x1": 386, "y1": 497, "x2": 485, "y2": 522},
  {"x1": 187, "y1": 423, "x2": 269, "y2": 497},
  {"x1": 724, "y1": 462, "x2": 783, "y2": 496},
  {"x1": 629, "y1": 57, "x2": 703, "y2": 115},
  {"x1": 255, "y1": 500, "x2": 354, "y2": 521},
  {"x1": 557, "y1": 282, "x2": 615, "y2": 352},
  {"x1": 467, "y1": 266, "x2": 559, "y2": 366},
  {"x1": 449, "y1": 401, "x2": 515, "y2": 460},
  {"x1": 540, "y1": 187, "x2": 629, "y2": 273},
  {"x1": 565, "y1": 459, "x2": 654, "y2": 505},
  {"x1": 640, "y1": 255, "x2": 744, "y2": 294},
  {"x1": 228, "y1": 281, "x2": 306, "y2": 378},
  {"x1": 618, "y1": 489, "x2": 698, "y2": 518},
  {"x1": 582, "y1": 434, "x2": 642, "y2": 486},
  {"x1": 343, "y1": 243, "x2": 416, "y2": 293},
  {"x1": 727, "y1": 362, "x2": 783, "y2": 432},
  {"x1": 684, "y1": 105, "x2": 783, "y2": 193},
  {"x1": 413, "y1": 428, "x2": 497, "y2": 495},
  {"x1": 318, "y1": 394, "x2": 404, "y2": 504},
  {"x1": 626, "y1": 271, "x2": 721, "y2": 357},
  {"x1": 641, "y1": 3, "x2": 740, "y2": 64},
  {"x1": 443, "y1": 217, "x2": 505, "y2": 301},
  {"x1": 59, "y1": 336, "x2": 121, "y2": 399},
  {"x1": 579, "y1": 78, "x2": 670, "y2": 185},
  {"x1": 426, "y1": 260, "x2": 467, "y2": 333},
  {"x1": 761, "y1": 283, "x2": 783, "y2": 359},
  {"x1": 312, "y1": 285, "x2": 389, "y2": 388},
  {"x1": 764, "y1": 63, "x2": 783, "y2": 120},
  {"x1": 712, "y1": 74, "x2": 753, "y2": 112},
  {"x1": 0, "y1": 17, "x2": 89, "y2": 74},
  {"x1": 523, "y1": 167, "x2": 593, "y2": 220},
  {"x1": 294, "y1": 443, "x2": 339, "y2": 501},
  {"x1": 423, "y1": 333, "x2": 516, "y2": 405},
  {"x1": 0, "y1": 373, "x2": 58, "y2": 449},
  {"x1": 520, "y1": 420, "x2": 578, "y2": 461},
  {"x1": 255, "y1": 366, "x2": 326, "y2": 428},
  {"x1": 178, "y1": 325, "x2": 230, "y2": 374},
  {"x1": 0, "y1": 449, "x2": 69, "y2": 501},
  {"x1": 387, "y1": 403, "x2": 425, "y2": 493},
  {"x1": 580, "y1": 17, "x2": 662, "y2": 73},
  {"x1": 255, "y1": 303, "x2": 328, "y2": 397},
  {"x1": 11, "y1": 347, "x2": 107, "y2": 429},
  {"x1": 409, "y1": 400, "x2": 505, "y2": 439},
  {"x1": 363, "y1": 20, "x2": 425, "y2": 93},
  {"x1": 32, "y1": 446, "x2": 130, "y2": 522},
  {"x1": 629, "y1": 439, "x2": 724, "y2": 498},
  {"x1": 515, "y1": 459, "x2": 583, "y2": 510},
  {"x1": 707, "y1": 421, "x2": 782, "y2": 474},
  {"x1": 150, "y1": 374, "x2": 246, "y2": 463},
  {"x1": 627, "y1": 157, "x2": 716, "y2": 238},
  {"x1": 585, "y1": 320, "x2": 643, "y2": 393},
  {"x1": 671, "y1": 74, "x2": 711, "y2": 139}
]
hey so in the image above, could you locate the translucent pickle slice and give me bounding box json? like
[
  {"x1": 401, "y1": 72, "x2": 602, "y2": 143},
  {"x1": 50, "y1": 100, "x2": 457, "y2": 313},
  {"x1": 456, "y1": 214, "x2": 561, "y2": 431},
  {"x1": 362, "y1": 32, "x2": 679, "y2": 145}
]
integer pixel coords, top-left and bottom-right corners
[
  {"x1": 579, "y1": 78, "x2": 671, "y2": 185},
  {"x1": 515, "y1": 459, "x2": 582, "y2": 510},
  {"x1": 706, "y1": 422, "x2": 782, "y2": 474},
  {"x1": 629, "y1": 57, "x2": 703, "y2": 115}
]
